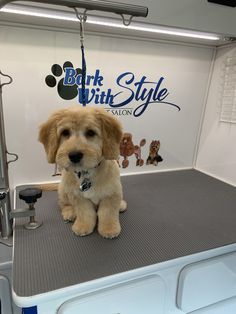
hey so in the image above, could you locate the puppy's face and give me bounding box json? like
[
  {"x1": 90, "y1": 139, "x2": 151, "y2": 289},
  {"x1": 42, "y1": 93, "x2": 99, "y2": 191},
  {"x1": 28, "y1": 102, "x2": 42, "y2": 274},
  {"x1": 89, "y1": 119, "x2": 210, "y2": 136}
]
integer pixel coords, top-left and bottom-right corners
[
  {"x1": 39, "y1": 107, "x2": 123, "y2": 170},
  {"x1": 56, "y1": 112, "x2": 103, "y2": 171}
]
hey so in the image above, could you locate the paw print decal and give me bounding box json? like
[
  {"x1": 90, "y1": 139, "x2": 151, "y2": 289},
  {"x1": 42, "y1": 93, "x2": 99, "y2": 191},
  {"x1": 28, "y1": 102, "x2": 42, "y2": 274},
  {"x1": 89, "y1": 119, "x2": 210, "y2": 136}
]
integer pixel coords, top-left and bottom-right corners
[{"x1": 45, "y1": 61, "x2": 82, "y2": 100}]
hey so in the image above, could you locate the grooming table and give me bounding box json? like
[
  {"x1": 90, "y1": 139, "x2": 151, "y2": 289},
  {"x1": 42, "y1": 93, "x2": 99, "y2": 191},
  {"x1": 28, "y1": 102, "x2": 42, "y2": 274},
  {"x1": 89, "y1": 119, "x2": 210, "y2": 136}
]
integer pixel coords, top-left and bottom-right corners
[{"x1": 12, "y1": 170, "x2": 236, "y2": 313}]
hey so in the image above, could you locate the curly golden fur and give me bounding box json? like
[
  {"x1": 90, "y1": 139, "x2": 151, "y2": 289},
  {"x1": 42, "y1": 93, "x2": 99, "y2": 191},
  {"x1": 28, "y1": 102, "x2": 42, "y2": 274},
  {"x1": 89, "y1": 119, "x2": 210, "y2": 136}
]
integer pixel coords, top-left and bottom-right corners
[{"x1": 39, "y1": 106, "x2": 126, "y2": 238}]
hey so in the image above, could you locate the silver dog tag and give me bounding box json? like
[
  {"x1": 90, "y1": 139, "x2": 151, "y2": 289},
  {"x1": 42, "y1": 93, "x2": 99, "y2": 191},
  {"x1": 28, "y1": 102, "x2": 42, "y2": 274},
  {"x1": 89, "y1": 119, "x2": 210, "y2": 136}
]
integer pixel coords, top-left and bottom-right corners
[{"x1": 79, "y1": 178, "x2": 92, "y2": 192}]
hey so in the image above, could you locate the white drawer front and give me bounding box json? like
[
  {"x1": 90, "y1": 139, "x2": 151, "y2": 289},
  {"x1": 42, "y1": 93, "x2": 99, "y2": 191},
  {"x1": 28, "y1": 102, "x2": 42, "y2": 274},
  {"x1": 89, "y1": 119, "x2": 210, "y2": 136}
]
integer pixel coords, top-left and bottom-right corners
[
  {"x1": 177, "y1": 252, "x2": 236, "y2": 312},
  {"x1": 58, "y1": 275, "x2": 166, "y2": 314}
]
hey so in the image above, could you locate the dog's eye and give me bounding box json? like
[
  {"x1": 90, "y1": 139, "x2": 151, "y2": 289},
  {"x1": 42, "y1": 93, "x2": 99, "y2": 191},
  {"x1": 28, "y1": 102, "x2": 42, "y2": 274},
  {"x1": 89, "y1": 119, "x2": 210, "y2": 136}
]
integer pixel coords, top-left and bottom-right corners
[
  {"x1": 86, "y1": 129, "x2": 96, "y2": 137},
  {"x1": 61, "y1": 129, "x2": 71, "y2": 137}
]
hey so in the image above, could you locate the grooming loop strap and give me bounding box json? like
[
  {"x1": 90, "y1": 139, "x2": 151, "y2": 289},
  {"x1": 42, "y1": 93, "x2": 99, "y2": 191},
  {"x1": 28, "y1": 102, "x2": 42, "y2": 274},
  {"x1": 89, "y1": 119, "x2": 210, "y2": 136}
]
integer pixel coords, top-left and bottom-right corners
[
  {"x1": 74, "y1": 8, "x2": 87, "y2": 106},
  {"x1": 73, "y1": 6, "x2": 141, "y2": 106}
]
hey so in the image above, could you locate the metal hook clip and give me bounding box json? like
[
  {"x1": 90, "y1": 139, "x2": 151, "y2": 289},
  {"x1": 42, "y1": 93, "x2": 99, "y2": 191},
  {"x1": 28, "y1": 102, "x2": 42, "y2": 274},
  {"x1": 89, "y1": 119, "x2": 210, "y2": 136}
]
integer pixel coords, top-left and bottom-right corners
[
  {"x1": 0, "y1": 70, "x2": 13, "y2": 88},
  {"x1": 73, "y1": 8, "x2": 87, "y2": 46},
  {"x1": 120, "y1": 14, "x2": 133, "y2": 26},
  {"x1": 7, "y1": 151, "x2": 19, "y2": 165}
]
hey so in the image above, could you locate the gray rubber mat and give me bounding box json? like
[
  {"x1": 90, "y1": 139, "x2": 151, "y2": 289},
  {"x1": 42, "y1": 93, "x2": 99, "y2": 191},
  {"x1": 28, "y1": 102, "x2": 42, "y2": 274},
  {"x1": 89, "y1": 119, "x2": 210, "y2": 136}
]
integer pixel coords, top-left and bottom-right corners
[{"x1": 13, "y1": 170, "x2": 236, "y2": 297}]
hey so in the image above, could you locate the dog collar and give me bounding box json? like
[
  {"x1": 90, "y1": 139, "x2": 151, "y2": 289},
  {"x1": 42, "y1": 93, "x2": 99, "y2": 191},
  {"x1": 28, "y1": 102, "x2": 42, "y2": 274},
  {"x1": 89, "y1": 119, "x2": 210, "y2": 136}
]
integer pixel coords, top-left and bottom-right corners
[
  {"x1": 80, "y1": 178, "x2": 92, "y2": 192},
  {"x1": 74, "y1": 160, "x2": 103, "y2": 192},
  {"x1": 74, "y1": 170, "x2": 91, "y2": 192}
]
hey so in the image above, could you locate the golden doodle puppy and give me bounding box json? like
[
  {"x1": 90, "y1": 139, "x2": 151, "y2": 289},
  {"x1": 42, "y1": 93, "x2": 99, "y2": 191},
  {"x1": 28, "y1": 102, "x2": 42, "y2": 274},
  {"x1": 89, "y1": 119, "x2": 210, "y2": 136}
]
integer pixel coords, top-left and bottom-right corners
[{"x1": 39, "y1": 106, "x2": 126, "y2": 238}]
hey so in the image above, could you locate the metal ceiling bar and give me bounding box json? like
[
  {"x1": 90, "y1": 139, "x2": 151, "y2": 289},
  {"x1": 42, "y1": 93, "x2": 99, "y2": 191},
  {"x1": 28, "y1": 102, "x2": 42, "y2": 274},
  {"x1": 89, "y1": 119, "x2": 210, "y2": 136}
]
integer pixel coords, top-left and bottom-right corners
[{"x1": 0, "y1": 0, "x2": 148, "y2": 18}]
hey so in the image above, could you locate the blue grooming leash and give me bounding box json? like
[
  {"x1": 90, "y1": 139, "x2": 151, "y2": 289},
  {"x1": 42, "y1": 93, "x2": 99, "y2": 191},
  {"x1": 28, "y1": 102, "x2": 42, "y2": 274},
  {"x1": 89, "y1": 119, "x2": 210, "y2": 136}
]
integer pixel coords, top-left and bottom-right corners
[{"x1": 81, "y1": 44, "x2": 86, "y2": 106}]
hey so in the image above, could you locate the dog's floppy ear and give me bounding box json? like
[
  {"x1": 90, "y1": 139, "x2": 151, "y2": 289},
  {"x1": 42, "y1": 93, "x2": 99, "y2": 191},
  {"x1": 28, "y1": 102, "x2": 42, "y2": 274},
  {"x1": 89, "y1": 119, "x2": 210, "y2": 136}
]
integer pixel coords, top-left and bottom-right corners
[
  {"x1": 96, "y1": 109, "x2": 123, "y2": 160},
  {"x1": 38, "y1": 111, "x2": 63, "y2": 163}
]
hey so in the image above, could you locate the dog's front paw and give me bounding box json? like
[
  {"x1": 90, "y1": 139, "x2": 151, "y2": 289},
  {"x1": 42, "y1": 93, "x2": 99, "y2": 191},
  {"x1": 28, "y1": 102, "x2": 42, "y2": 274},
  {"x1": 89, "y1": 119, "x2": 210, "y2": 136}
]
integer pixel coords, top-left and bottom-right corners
[
  {"x1": 72, "y1": 219, "x2": 96, "y2": 236},
  {"x1": 61, "y1": 206, "x2": 76, "y2": 223},
  {"x1": 98, "y1": 221, "x2": 121, "y2": 239}
]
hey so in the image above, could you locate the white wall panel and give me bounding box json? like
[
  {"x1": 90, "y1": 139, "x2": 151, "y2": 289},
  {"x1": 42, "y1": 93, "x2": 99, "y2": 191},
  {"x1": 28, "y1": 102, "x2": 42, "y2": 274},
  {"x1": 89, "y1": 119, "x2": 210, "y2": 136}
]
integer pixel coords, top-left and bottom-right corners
[
  {"x1": 196, "y1": 45, "x2": 236, "y2": 185},
  {"x1": 0, "y1": 25, "x2": 213, "y2": 187}
]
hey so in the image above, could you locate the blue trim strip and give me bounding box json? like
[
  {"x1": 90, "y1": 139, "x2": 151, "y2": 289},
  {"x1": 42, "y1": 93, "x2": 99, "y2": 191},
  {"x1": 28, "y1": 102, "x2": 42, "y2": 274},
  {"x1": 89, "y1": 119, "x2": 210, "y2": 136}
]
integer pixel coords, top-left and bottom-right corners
[{"x1": 22, "y1": 306, "x2": 37, "y2": 314}]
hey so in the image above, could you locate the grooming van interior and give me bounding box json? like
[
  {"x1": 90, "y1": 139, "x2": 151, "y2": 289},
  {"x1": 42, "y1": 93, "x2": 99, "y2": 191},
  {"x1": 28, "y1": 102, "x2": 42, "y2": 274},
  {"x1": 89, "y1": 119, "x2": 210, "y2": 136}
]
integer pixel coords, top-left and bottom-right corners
[{"x1": 0, "y1": 0, "x2": 236, "y2": 313}]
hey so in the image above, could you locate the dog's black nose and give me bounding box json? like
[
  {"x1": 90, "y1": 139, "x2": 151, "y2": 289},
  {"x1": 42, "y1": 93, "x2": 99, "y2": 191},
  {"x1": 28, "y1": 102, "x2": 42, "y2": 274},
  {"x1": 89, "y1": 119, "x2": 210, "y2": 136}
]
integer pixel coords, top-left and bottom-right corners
[{"x1": 68, "y1": 151, "x2": 83, "y2": 163}]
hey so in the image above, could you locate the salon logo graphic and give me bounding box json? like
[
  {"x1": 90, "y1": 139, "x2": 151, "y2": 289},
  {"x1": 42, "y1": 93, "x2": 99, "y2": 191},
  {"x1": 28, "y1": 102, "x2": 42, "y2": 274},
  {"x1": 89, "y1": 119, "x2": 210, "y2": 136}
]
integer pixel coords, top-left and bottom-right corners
[{"x1": 45, "y1": 61, "x2": 181, "y2": 117}]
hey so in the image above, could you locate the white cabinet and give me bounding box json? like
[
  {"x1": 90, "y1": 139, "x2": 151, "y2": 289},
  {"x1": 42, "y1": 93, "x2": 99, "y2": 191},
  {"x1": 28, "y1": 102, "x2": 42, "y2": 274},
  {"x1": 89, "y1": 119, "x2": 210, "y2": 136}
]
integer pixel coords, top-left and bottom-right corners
[
  {"x1": 177, "y1": 253, "x2": 236, "y2": 312},
  {"x1": 58, "y1": 275, "x2": 166, "y2": 314}
]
